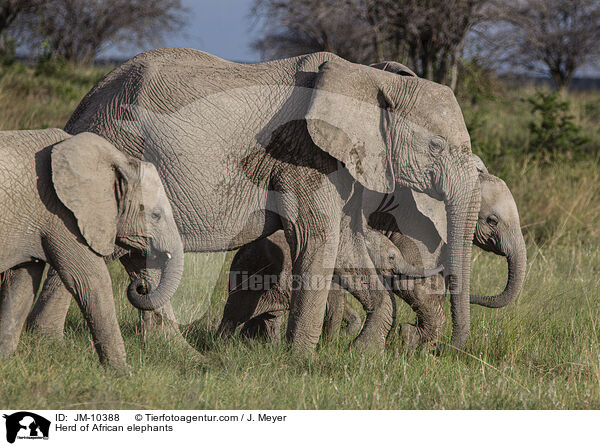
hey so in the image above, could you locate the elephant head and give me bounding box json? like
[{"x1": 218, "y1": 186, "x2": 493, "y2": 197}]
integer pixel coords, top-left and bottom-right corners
[
  {"x1": 407, "y1": 154, "x2": 526, "y2": 308},
  {"x1": 364, "y1": 227, "x2": 444, "y2": 278},
  {"x1": 304, "y1": 60, "x2": 479, "y2": 349},
  {"x1": 470, "y1": 169, "x2": 527, "y2": 308},
  {"x1": 50, "y1": 132, "x2": 184, "y2": 311},
  {"x1": 364, "y1": 195, "x2": 443, "y2": 278}
]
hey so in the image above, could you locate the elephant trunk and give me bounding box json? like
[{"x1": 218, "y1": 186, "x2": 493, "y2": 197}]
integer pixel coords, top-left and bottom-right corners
[
  {"x1": 446, "y1": 181, "x2": 480, "y2": 350},
  {"x1": 392, "y1": 262, "x2": 444, "y2": 278},
  {"x1": 470, "y1": 231, "x2": 527, "y2": 308},
  {"x1": 126, "y1": 238, "x2": 184, "y2": 311}
]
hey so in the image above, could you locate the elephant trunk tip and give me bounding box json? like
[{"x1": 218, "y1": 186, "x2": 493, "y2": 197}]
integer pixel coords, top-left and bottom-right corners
[{"x1": 127, "y1": 278, "x2": 155, "y2": 310}]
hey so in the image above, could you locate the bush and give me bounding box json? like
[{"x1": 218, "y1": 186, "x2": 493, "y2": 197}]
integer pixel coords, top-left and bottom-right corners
[
  {"x1": 0, "y1": 34, "x2": 17, "y2": 66},
  {"x1": 35, "y1": 41, "x2": 67, "y2": 77},
  {"x1": 526, "y1": 91, "x2": 590, "y2": 160},
  {"x1": 455, "y1": 58, "x2": 500, "y2": 105}
]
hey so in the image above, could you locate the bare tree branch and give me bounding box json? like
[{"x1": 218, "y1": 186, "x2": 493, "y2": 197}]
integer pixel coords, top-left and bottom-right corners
[
  {"x1": 22, "y1": 0, "x2": 187, "y2": 64},
  {"x1": 479, "y1": 0, "x2": 600, "y2": 89},
  {"x1": 251, "y1": 0, "x2": 488, "y2": 87}
]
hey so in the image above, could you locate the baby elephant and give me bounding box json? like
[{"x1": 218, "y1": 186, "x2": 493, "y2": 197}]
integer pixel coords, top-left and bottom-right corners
[
  {"x1": 218, "y1": 163, "x2": 526, "y2": 350},
  {"x1": 218, "y1": 212, "x2": 442, "y2": 343},
  {"x1": 0, "y1": 129, "x2": 183, "y2": 372}
]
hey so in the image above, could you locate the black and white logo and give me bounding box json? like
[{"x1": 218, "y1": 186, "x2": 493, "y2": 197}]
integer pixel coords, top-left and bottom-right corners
[{"x1": 3, "y1": 412, "x2": 50, "y2": 444}]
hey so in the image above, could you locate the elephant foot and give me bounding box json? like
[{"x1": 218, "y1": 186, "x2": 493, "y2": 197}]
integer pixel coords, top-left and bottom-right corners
[
  {"x1": 352, "y1": 331, "x2": 385, "y2": 352},
  {"x1": 399, "y1": 323, "x2": 438, "y2": 352},
  {"x1": 0, "y1": 342, "x2": 17, "y2": 359},
  {"x1": 26, "y1": 321, "x2": 65, "y2": 338},
  {"x1": 140, "y1": 309, "x2": 204, "y2": 361},
  {"x1": 104, "y1": 361, "x2": 132, "y2": 377},
  {"x1": 342, "y1": 306, "x2": 362, "y2": 336},
  {"x1": 399, "y1": 323, "x2": 422, "y2": 351}
]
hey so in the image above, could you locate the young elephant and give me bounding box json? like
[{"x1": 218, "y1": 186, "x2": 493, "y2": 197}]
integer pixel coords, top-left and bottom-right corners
[
  {"x1": 367, "y1": 162, "x2": 526, "y2": 349},
  {"x1": 219, "y1": 161, "x2": 526, "y2": 349},
  {"x1": 217, "y1": 207, "x2": 443, "y2": 342},
  {"x1": 0, "y1": 129, "x2": 183, "y2": 371}
]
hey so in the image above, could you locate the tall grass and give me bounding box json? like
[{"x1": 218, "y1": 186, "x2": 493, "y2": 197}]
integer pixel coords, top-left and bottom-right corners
[{"x1": 0, "y1": 63, "x2": 599, "y2": 409}]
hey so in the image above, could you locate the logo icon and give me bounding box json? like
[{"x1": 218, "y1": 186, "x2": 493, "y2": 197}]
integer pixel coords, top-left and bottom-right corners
[{"x1": 3, "y1": 412, "x2": 50, "y2": 443}]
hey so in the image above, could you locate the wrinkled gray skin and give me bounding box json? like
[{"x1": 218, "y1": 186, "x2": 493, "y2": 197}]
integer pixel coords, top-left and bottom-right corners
[
  {"x1": 218, "y1": 197, "x2": 443, "y2": 342},
  {"x1": 222, "y1": 160, "x2": 526, "y2": 348},
  {"x1": 0, "y1": 130, "x2": 183, "y2": 371},
  {"x1": 375, "y1": 160, "x2": 527, "y2": 349},
  {"x1": 27, "y1": 49, "x2": 479, "y2": 352}
]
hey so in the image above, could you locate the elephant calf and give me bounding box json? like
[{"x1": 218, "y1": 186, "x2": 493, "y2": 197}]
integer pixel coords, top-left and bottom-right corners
[
  {"x1": 218, "y1": 160, "x2": 526, "y2": 350},
  {"x1": 217, "y1": 207, "x2": 443, "y2": 343},
  {"x1": 0, "y1": 129, "x2": 183, "y2": 372}
]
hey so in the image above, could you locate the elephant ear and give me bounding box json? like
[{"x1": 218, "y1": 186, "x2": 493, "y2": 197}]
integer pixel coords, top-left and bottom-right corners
[
  {"x1": 472, "y1": 154, "x2": 488, "y2": 173},
  {"x1": 370, "y1": 61, "x2": 417, "y2": 77},
  {"x1": 411, "y1": 190, "x2": 447, "y2": 244},
  {"x1": 51, "y1": 132, "x2": 135, "y2": 256},
  {"x1": 305, "y1": 60, "x2": 395, "y2": 193}
]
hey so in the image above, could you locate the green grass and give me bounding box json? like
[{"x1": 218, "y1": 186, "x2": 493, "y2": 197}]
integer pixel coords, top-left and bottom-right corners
[
  {"x1": 0, "y1": 61, "x2": 110, "y2": 130},
  {"x1": 1, "y1": 63, "x2": 599, "y2": 409}
]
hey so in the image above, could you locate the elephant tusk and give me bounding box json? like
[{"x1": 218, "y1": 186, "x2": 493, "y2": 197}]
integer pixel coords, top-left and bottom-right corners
[{"x1": 166, "y1": 252, "x2": 172, "y2": 260}]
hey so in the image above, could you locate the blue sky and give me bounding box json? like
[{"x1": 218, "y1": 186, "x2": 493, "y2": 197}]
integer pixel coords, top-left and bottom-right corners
[{"x1": 108, "y1": 0, "x2": 261, "y2": 62}]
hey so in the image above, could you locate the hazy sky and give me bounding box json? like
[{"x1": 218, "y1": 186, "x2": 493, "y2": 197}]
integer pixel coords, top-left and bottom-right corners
[{"x1": 109, "y1": 0, "x2": 261, "y2": 62}]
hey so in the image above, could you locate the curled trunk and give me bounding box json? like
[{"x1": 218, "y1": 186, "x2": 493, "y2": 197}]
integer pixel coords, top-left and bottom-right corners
[
  {"x1": 126, "y1": 240, "x2": 184, "y2": 311},
  {"x1": 471, "y1": 232, "x2": 527, "y2": 308}
]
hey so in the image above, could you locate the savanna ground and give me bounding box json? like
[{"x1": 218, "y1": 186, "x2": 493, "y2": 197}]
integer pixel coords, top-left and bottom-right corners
[{"x1": 0, "y1": 62, "x2": 599, "y2": 409}]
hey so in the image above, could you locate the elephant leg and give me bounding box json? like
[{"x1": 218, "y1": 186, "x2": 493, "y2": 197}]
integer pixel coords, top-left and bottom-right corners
[
  {"x1": 322, "y1": 284, "x2": 345, "y2": 341},
  {"x1": 284, "y1": 228, "x2": 341, "y2": 352},
  {"x1": 45, "y1": 242, "x2": 128, "y2": 371},
  {"x1": 0, "y1": 263, "x2": 45, "y2": 357},
  {"x1": 351, "y1": 284, "x2": 396, "y2": 351},
  {"x1": 26, "y1": 267, "x2": 71, "y2": 337},
  {"x1": 27, "y1": 248, "x2": 130, "y2": 337},
  {"x1": 342, "y1": 303, "x2": 362, "y2": 336},
  {"x1": 398, "y1": 275, "x2": 446, "y2": 351},
  {"x1": 240, "y1": 311, "x2": 283, "y2": 343}
]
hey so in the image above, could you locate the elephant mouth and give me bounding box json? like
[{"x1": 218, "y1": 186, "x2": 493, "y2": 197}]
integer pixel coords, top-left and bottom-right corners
[
  {"x1": 135, "y1": 279, "x2": 151, "y2": 295},
  {"x1": 475, "y1": 238, "x2": 505, "y2": 256}
]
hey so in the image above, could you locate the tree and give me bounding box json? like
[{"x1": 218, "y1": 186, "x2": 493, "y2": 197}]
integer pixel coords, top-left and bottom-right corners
[
  {"x1": 251, "y1": 0, "x2": 489, "y2": 89},
  {"x1": 251, "y1": 0, "x2": 376, "y2": 63},
  {"x1": 480, "y1": 0, "x2": 600, "y2": 90},
  {"x1": 0, "y1": 0, "x2": 40, "y2": 54},
  {"x1": 382, "y1": 0, "x2": 488, "y2": 88},
  {"x1": 24, "y1": 0, "x2": 186, "y2": 64}
]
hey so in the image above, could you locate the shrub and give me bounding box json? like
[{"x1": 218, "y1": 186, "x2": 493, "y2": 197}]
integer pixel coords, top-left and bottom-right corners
[
  {"x1": 0, "y1": 34, "x2": 17, "y2": 66},
  {"x1": 526, "y1": 91, "x2": 590, "y2": 160}
]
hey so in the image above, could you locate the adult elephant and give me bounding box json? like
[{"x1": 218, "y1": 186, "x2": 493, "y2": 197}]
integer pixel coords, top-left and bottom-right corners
[{"x1": 28, "y1": 49, "x2": 479, "y2": 351}]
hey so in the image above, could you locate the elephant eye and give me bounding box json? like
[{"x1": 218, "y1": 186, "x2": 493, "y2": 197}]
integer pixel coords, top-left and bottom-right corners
[
  {"x1": 139, "y1": 204, "x2": 145, "y2": 212},
  {"x1": 487, "y1": 215, "x2": 499, "y2": 226},
  {"x1": 151, "y1": 210, "x2": 162, "y2": 221}
]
